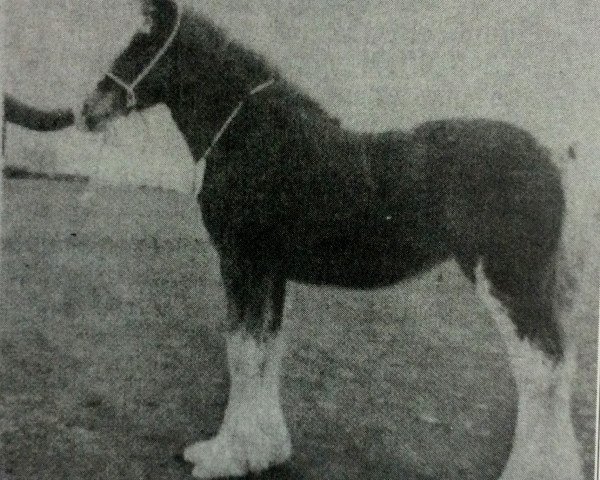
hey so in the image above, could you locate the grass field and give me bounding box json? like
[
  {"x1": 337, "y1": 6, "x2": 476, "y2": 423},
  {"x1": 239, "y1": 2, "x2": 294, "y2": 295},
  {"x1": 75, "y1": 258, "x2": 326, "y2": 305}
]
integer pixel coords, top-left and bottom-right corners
[{"x1": 0, "y1": 177, "x2": 597, "y2": 480}]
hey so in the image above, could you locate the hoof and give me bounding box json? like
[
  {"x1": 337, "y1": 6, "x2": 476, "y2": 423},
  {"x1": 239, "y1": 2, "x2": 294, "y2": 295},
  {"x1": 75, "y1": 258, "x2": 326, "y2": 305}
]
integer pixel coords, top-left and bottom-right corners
[
  {"x1": 184, "y1": 436, "x2": 246, "y2": 478},
  {"x1": 184, "y1": 429, "x2": 291, "y2": 479},
  {"x1": 183, "y1": 436, "x2": 248, "y2": 478},
  {"x1": 498, "y1": 446, "x2": 584, "y2": 480}
]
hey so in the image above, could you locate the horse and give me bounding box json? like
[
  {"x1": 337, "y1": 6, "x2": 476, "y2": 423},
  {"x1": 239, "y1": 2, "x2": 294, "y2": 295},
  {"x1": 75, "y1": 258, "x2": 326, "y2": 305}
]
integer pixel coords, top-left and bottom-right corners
[{"x1": 78, "y1": 1, "x2": 585, "y2": 478}]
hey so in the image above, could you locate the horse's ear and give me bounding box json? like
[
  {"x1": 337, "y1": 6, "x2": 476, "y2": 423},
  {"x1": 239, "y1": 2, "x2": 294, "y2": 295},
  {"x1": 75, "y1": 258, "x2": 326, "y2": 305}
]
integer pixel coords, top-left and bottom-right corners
[
  {"x1": 140, "y1": 0, "x2": 171, "y2": 33},
  {"x1": 140, "y1": 0, "x2": 157, "y2": 18},
  {"x1": 140, "y1": 0, "x2": 177, "y2": 29},
  {"x1": 140, "y1": 0, "x2": 175, "y2": 14}
]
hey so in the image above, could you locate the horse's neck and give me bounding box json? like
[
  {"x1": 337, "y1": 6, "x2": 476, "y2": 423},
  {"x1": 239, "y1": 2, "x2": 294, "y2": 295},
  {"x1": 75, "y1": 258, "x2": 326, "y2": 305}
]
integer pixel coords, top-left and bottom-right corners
[{"x1": 165, "y1": 17, "x2": 275, "y2": 158}]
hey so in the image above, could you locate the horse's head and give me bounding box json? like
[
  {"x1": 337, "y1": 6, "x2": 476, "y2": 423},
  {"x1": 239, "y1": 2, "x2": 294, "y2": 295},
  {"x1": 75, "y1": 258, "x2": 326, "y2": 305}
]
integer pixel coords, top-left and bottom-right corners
[{"x1": 79, "y1": 0, "x2": 180, "y2": 131}]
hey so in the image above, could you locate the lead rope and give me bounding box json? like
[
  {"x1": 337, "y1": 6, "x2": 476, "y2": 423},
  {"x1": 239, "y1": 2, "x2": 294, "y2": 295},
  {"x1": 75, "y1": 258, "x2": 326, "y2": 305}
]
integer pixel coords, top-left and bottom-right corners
[{"x1": 191, "y1": 78, "x2": 275, "y2": 198}]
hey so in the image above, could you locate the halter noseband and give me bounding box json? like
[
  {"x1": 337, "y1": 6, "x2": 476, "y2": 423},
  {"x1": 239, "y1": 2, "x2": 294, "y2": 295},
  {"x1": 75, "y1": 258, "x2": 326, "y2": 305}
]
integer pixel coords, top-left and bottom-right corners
[{"x1": 105, "y1": 3, "x2": 183, "y2": 109}]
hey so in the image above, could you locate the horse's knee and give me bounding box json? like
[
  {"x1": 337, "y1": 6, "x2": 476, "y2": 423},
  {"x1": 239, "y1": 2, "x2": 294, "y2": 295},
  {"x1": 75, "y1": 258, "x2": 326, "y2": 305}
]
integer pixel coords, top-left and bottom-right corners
[{"x1": 477, "y1": 252, "x2": 565, "y2": 359}]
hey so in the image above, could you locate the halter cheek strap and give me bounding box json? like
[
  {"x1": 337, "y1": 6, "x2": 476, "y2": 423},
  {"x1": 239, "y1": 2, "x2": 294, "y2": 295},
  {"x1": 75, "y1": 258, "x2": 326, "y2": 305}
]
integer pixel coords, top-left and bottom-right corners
[{"x1": 106, "y1": 3, "x2": 183, "y2": 109}]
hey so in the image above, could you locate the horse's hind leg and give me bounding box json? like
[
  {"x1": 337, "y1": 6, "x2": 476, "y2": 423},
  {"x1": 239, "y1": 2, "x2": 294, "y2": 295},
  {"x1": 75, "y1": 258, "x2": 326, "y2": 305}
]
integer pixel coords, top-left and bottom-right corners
[
  {"x1": 475, "y1": 258, "x2": 584, "y2": 480},
  {"x1": 184, "y1": 253, "x2": 291, "y2": 478}
]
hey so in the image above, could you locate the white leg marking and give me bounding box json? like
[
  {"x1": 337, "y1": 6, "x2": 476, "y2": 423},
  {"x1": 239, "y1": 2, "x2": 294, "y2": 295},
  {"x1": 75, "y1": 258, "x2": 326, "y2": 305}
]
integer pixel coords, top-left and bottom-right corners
[
  {"x1": 184, "y1": 329, "x2": 291, "y2": 478},
  {"x1": 475, "y1": 264, "x2": 584, "y2": 480}
]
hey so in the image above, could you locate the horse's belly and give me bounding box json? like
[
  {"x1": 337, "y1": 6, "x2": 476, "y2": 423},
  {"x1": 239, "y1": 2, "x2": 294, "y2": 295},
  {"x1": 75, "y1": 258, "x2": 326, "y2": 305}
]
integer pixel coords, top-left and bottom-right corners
[{"x1": 283, "y1": 225, "x2": 448, "y2": 288}]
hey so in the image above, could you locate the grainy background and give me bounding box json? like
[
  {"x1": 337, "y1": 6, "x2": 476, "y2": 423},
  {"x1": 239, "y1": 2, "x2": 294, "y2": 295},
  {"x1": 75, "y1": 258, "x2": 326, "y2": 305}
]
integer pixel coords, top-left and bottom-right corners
[{"x1": 1, "y1": 1, "x2": 599, "y2": 479}]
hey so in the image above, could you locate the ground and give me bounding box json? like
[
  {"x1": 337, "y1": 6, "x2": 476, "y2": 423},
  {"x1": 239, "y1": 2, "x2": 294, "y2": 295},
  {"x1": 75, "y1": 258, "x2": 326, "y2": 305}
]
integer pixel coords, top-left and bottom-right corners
[{"x1": 0, "y1": 178, "x2": 597, "y2": 480}]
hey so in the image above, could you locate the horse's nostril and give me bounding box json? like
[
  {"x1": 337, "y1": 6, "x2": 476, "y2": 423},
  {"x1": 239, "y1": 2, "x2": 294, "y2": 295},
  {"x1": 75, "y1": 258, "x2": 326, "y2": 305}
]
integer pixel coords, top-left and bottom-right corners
[
  {"x1": 82, "y1": 103, "x2": 90, "y2": 116},
  {"x1": 85, "y1": 115, "x2": 96, "y2": 130}
]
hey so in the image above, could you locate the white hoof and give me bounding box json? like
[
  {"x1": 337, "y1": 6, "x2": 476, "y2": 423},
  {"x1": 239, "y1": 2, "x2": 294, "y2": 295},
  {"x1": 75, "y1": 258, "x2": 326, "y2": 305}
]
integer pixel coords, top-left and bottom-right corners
[
  {"x1": 184, "y1": 435, "x2": 246, "y2": 479},
  {"x1": 499, "y1": 457, "x2": 584, "y2": 480},
  {"x1": 499, "y1": 433, "x2": 584, "y2": 480},
  {"x1": 184, "y1": 423, "x2": 291, "y2": 479}
]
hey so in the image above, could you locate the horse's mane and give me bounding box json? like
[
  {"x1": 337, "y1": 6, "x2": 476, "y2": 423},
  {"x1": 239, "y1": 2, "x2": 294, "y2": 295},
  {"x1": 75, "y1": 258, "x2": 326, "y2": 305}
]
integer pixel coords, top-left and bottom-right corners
[{"x1": 176, "y1": 7, "x2": 338, "y2": 125}]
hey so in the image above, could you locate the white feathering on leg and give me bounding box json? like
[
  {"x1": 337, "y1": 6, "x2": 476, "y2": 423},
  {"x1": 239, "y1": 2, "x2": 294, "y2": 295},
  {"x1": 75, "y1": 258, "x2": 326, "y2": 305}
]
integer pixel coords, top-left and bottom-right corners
[
  {"x1": 185, "y1": 328, "x2": 291, "y2": 478},
  {"x1": 475, "y1": 264, "x2": 584, "y2": 480}
]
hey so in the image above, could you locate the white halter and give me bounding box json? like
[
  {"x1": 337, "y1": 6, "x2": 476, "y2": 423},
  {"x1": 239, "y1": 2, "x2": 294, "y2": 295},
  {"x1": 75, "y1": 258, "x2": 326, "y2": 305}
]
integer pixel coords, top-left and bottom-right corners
[{"x1": 106, "y1": 3, "x2": 183, "y2": 109}]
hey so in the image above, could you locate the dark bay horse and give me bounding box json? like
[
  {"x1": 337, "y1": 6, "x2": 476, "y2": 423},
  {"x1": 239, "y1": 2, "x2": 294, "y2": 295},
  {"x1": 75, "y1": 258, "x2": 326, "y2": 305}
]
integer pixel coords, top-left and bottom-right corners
[{"x1": 79, "y1": 1, "x2": 584, "y2": 478}]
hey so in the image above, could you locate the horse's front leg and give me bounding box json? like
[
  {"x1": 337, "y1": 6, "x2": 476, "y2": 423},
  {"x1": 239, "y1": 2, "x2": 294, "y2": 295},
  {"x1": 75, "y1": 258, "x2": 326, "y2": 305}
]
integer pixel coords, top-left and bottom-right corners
[{"x1": 184, "y1": 253, "x2": 291, "y2": 478}]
